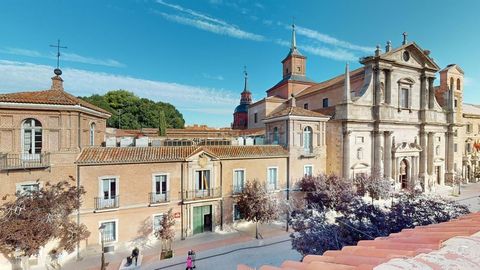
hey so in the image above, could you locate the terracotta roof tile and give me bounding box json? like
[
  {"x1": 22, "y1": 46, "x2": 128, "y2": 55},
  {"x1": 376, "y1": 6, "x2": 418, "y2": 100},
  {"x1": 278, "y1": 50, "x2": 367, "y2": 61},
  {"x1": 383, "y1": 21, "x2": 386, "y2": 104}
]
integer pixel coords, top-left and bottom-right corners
[
  {"x1": 250, "y1": 212, "x2": 480, "y2": 270},
  {"x1": 76, "y1": 145, "x2": 289, "y2": 164},
  {"x1": 0, "y1": 87, "x2": 110, "y2": 115}
]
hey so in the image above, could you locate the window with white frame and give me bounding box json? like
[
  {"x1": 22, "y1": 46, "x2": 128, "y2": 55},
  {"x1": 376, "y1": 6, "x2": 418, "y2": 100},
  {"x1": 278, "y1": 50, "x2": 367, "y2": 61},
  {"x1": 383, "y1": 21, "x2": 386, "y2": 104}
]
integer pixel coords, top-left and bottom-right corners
[
  {"x1": 90, "y1": 123, "x2": 96, "y2": 146},
  {"x1": 152, "y1": 174, "x2": 169, "y2": 202},
  {"x1": 304, "y1": 165, "x2": 313, "y2": 176},
  {"x1": 153, "y1": 214, "x2": 164, "y2": 233},
  {"x1": 303, "y1": 126, "x2": 313, "y2": 153},
  {"x1": 233, "y1": 204, "x2": 244, "y2": 221},
  {"x1": 16, "y1": 182, "x2": 40, "y2": 195},
  {"x1": 99, "y1": 177, "x2": 118, "y2": 209},
  {"x1": 267, "y1": 167, "x2": 278, "y2": 191},
  {"x1": 100, "y1": 220, "x2": 117, "y2": 243},
  {"x1": 233, "y1": 169, "x2": 245, "y2": 194},
  {"x1": 22, "y1": 118, "x2": 42, "y2": 159}
]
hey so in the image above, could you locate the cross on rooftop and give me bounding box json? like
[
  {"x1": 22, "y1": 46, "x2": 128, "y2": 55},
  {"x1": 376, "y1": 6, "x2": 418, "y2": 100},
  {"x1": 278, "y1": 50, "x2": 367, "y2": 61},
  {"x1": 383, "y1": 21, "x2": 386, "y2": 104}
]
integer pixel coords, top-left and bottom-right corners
[{"x1": 50, "y1": 39, "x2": 67, "y2": 71}]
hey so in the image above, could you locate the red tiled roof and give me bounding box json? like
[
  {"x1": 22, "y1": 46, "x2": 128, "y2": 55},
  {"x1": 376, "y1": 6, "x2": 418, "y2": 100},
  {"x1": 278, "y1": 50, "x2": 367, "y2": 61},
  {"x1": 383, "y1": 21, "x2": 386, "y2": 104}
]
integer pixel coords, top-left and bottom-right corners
[
  {"x1": 296, "y1": 67, "x2": 365, "y2": 98},
  {"x1": 240, "y1": 212, "x2": 480, "y2": 270},
  {"x1": 266, "y1": 106, "x2": 329, "y2": 119},
  {"x1": 0, "y1": 88, "x2": 110, "y2": 115},
  {"x1": 76, "y1": 145, "x2": 288, "y2": 164}
]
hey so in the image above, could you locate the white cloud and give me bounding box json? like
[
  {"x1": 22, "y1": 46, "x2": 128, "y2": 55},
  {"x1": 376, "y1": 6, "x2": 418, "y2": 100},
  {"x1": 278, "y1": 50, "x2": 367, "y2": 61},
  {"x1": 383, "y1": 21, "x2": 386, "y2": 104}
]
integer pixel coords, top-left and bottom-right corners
[
  {"x1": 154, "y1": 0, "x2": 264, "y2": 41},
  {"x1": 0, "y1": 60, "x2": 238, "y2": 119},
  {"x1": 275, "y1": 39, "x2": 357, "y2": 62},
  {"x1": 0, "y1": 47, "x2": 125, "y2": 68},
  {"x1": 294, "y1": 25, "x2": 374, "y2": 54},
  {"x1": 202, "y1": 73, "x2": 224, "y2": 81}
]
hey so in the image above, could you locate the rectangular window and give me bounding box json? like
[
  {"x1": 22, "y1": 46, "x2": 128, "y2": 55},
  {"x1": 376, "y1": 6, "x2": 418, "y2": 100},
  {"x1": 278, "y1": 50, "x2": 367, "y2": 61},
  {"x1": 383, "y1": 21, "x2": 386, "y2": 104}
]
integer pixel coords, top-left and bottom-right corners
[
  {"x1": 304, "y1": 165, "x2": 313, "y2": 176},
  {"x1": 355, "y1": 136, "x2": 364, "y2": 144},
  {"x1": 152, "y1": 174, "x2": 168, "y2": 202},
  {"x1": 16, "y1": 183, "x2": 39, "y2": 195},
  {"x1": 267, "y1": 167, "x2": 278, "y2": 191},
  {"x1": 153, "y1": 214, "x2": 163, "y2": 232},
  {"x1": 467, "y1": 143, "x2": 472, "y2": 153},
  {"x1": 102, "y1": 178, "x2": 117, "y2": 199},
  {"x1": 233, "y1": 169, "x2": 245, "y2": 194},
  {"x1": 254, "y1": 113, "x2": 258, "y2": 123},
  {"x1": 322, "y1": 98, "x2": 329, "y2": 108},
  {"x1": 303, "y1": 103, "x2": 309, "y2": 109},
  {"x1": 196, "y1": 170, "x2": 211, "y2": 190},
  {"x1": 467, "y1": 124, "x2": 473, "y2": 133},
  {"x1": 233, "y1": 204, "x2": 244, "y2": 221},
  {"x1": 100, "y1": 221, "x2": 117, "y2": 243},
  {"x1": 401, "y1": 88, "x2": 409, "y2": 108},
  {"x1": 454, "y1": 143, "x2": 458, "y2": 153},
  {"x1": 454, "y1": 99, "x2": 458, "y2": 108}
]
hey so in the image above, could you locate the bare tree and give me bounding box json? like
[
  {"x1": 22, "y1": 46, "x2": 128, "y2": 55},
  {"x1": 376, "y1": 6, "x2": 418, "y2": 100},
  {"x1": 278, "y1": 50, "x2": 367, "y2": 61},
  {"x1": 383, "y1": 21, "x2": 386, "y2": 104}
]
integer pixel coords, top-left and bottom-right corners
[
  {"x1": 236, "y1": 179, "x2": 279, "y2": 239},
  {"x1": 154, "y1": 208, "x2": 175, "y2": 259},
  {"x1": 0, "y1": 176, "x2": 90, "y2": 270}
]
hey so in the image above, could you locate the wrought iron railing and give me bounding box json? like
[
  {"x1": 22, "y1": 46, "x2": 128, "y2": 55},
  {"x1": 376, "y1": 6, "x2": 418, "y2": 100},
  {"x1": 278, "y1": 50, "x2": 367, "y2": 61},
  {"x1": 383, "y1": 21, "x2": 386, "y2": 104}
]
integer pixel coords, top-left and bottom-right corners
[
  {"x1": 0, "y1": 153, "x2": 50, "y2": 171},
  {"x1": 181, "y1": 187, "x2": 221, "y2": 201},
  {"x1": 149, "y1": 191, "x2": 169, "y2": 204},
  {"x1": 94, "y1": 196, "x2": 119, "y2": 211}
]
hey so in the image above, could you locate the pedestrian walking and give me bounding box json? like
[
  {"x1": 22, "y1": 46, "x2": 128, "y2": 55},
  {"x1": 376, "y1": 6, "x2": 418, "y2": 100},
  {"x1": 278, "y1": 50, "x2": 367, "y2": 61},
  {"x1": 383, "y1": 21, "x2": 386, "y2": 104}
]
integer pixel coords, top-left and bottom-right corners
[
  {"x1": 188, "y1": 249, "x2": 196, "y2": 268},
  {"x1": 186, "y1": 255, "x2": 193, "y2": 270}
]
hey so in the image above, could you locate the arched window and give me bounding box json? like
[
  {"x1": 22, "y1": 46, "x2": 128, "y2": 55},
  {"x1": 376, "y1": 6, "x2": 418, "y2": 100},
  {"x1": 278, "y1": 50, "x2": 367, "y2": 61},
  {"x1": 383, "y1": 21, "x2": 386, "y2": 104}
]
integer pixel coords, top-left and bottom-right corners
[
  {"x1": 357, "y1": 148, "x2": 363, "y2": 160},
  {"x1": 90, "y1": 123, "x2": 96, "y2": 146},
  {"x1": 273, "y1": 127, "x2": 279, "y2": 145},
  {"x1": 457, "y1": 78, "x2": 461, "y2": 90},
  {"x1": 303, "y1": 126, "x2": 313, "y2": 152},
  {"x1": 22, "y1": 118, "x2": 42, "y2": 158},
  {"x1": 450, "y1": 77, "x2": 454, "y2": 90}
]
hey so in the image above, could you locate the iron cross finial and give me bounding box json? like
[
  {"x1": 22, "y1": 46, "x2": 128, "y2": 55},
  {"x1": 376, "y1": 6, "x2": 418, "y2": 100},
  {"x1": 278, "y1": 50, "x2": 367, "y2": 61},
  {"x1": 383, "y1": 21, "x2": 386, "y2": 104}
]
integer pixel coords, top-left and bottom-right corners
[{"x1": 50, "y1": 39, "x2": 67, "y2": 70}]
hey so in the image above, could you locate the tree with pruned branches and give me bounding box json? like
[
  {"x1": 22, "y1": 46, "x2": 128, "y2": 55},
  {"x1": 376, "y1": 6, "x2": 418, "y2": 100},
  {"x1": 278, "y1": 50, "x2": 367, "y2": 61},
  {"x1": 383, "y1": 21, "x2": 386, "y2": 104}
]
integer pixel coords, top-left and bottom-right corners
[
  {"x1": 236, "y1": 179, "x2": 279, "y2": 239},
  {"x1": 0, "y1": 176, "x2": 90, "y2": 270}
]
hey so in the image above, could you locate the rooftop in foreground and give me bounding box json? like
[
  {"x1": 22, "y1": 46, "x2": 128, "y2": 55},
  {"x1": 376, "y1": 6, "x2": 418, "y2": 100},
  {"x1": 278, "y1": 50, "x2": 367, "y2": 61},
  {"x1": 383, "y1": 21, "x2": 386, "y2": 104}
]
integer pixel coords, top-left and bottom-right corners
[{"x1": 238, "y1": 212, "x2": 480, "y2": 270}]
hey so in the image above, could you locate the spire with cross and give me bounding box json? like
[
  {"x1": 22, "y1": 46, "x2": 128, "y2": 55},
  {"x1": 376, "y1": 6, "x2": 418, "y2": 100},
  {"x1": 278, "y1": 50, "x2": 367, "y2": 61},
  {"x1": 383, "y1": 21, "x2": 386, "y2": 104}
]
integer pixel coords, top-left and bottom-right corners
[
  {"x1": 243, "y1": 65, "x2": 248, "y2": 92},
  {"x1": 50, "y1": 39, "x2": 67, "y2": 75}
]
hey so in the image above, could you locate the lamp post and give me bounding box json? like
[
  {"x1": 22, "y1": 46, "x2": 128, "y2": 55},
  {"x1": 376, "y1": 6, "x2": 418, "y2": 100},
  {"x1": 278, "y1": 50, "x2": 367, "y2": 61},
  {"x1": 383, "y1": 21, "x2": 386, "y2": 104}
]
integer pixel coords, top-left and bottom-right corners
[{"x1": 99, "y1": 224, "x2": 106, "y2": 270}]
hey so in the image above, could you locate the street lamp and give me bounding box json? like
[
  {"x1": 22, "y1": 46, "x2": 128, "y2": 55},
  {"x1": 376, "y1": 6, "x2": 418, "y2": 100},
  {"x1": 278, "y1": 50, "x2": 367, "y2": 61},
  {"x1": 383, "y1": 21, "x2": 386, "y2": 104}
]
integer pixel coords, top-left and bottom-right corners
[{"x1": 99, "y1": 224, "x2": 106, "y2": 270}]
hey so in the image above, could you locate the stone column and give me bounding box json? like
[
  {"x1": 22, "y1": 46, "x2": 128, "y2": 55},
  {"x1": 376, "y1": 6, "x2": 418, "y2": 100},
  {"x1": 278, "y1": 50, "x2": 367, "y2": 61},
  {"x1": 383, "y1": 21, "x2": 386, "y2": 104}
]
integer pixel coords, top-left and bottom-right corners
[
  {"x1": 384, "y1": 69, "x2": 391, "y2": 104},
  {"x1": 374, "y1": 66, "x2": 382, "y2": 107},
  {"x1": 384, "y1": 131, "x2": 392, "y2": 180},
  {"x1": 428, "y1": 77, "x2": 436, "y2": 109},
  {"x1": 427, "y1": 132, "x2": 434, "y2": 176},
  {"x1": 373, "y1": 130, "x2": 383, "y2": 174},
  {"x1": 420, "y1": 75, "x2": 427, "y2": 110},
  {"x1": 419, "y1": 131, "x2": 427, "y2": 180},
  {"x1": 445, "y1": 128, "x2": 455, "y2": 183},
  {"x1": 343, "y1": 129, "x2": 352, "y2": 179}
]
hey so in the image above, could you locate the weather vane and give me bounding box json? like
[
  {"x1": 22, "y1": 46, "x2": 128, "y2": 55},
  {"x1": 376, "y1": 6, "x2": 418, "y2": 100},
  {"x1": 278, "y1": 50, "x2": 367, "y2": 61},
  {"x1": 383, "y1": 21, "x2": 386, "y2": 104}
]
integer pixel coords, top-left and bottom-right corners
[{"x1": 50, "y1": 39, "x2": 67, "y2": 75}]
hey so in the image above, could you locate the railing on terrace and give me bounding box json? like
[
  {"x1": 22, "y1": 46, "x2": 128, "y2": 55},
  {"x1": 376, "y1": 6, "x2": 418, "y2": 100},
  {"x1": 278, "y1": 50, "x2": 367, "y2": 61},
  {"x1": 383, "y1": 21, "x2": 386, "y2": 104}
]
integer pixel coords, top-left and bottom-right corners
[
  {"x1": 0, "y1": 153, "x2": 50, "y2": 171},
  {"x1": 181, "y1": 187, "x2": 221, "y2": 201},
  {"x1": 232, "y1": 185, "x2": 245, "y2": 194},
  {"x1": 149, "y1": 191, "x2": 170, "y2": 204},
  {"x1": 94, "y1": 196, "x2": 119, "y2": 211}
]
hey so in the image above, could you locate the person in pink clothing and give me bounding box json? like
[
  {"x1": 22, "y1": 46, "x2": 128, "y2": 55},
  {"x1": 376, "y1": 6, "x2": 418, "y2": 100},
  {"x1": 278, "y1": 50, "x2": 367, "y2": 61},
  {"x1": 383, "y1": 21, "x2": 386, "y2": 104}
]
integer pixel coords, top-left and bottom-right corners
[{"x1": 186, "y1": 255, "x2": 193, "y2": 270}]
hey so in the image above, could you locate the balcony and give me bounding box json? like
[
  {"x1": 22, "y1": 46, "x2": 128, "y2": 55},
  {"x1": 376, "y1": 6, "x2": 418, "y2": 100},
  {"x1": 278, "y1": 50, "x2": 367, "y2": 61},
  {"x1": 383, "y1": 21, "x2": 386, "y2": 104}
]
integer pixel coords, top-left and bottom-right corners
[
  {"x1": 182, "y1": 187, "x2": 221, "y2": 201},
  {"x1": 149, "y1": 191, "x2": 170, "y2": 205},
  {"x1": 94, "y1": 196, "x2": 119, "y2": 211},
  {"x1": 0, "y1": 153, "x2": 50, "y2": 171}
]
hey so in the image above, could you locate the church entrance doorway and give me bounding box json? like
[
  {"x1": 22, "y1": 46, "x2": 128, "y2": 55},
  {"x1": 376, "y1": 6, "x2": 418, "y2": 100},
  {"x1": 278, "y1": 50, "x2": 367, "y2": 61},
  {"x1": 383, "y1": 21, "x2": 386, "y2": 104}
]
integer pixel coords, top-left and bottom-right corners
[{"x1": 399, "y1": 159, "x2": 409, "y2": 189}]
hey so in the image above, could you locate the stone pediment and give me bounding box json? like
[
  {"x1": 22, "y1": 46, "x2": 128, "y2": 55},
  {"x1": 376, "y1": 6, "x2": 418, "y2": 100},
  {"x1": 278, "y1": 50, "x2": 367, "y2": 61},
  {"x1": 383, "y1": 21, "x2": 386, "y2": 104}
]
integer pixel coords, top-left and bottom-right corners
[
  {"x1": 351, "y1": 162, "x2": 370, "y2": 170},
  {"x1": 393, "y1": 142, "x2": 423, "y2": 153},
  {"x1": 381, "y1": 43, "x2": 440, "y2": 71},
  {"x1": 185, "y1": 147, "x2": 219, "y2": 162}
]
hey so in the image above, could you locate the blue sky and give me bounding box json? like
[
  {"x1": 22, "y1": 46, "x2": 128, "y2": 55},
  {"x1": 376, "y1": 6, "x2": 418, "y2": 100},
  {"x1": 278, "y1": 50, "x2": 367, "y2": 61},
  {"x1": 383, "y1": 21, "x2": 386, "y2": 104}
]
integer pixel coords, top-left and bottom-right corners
[{"x1": 0, "y1": 0, "x2": 479, "y2": 127}]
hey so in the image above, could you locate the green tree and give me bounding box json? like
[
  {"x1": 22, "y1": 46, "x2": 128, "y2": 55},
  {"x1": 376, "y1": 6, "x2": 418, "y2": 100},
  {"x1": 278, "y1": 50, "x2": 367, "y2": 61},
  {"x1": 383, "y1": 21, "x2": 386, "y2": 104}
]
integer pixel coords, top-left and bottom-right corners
[
  {"x1": 80, "y1": 90, "x2": 185, "y2": 129},
  {"x1": 158, "y1": 111, "x2": 167, "y2": 136}
]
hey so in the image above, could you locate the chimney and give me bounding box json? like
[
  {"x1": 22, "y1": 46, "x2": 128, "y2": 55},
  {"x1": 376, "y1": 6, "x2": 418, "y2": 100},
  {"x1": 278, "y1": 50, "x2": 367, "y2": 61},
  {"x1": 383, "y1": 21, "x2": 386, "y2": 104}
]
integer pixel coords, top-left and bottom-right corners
[{"x1": 51, "y1": 68, "x2": 64, "y2": 91}]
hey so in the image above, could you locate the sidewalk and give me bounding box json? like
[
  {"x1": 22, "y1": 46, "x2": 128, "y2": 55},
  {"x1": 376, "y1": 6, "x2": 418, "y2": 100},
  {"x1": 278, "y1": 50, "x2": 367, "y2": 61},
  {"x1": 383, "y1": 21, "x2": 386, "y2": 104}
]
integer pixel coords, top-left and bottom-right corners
[{"x1": 62, "y1": 222, "x2": 290, "y2": 270}]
